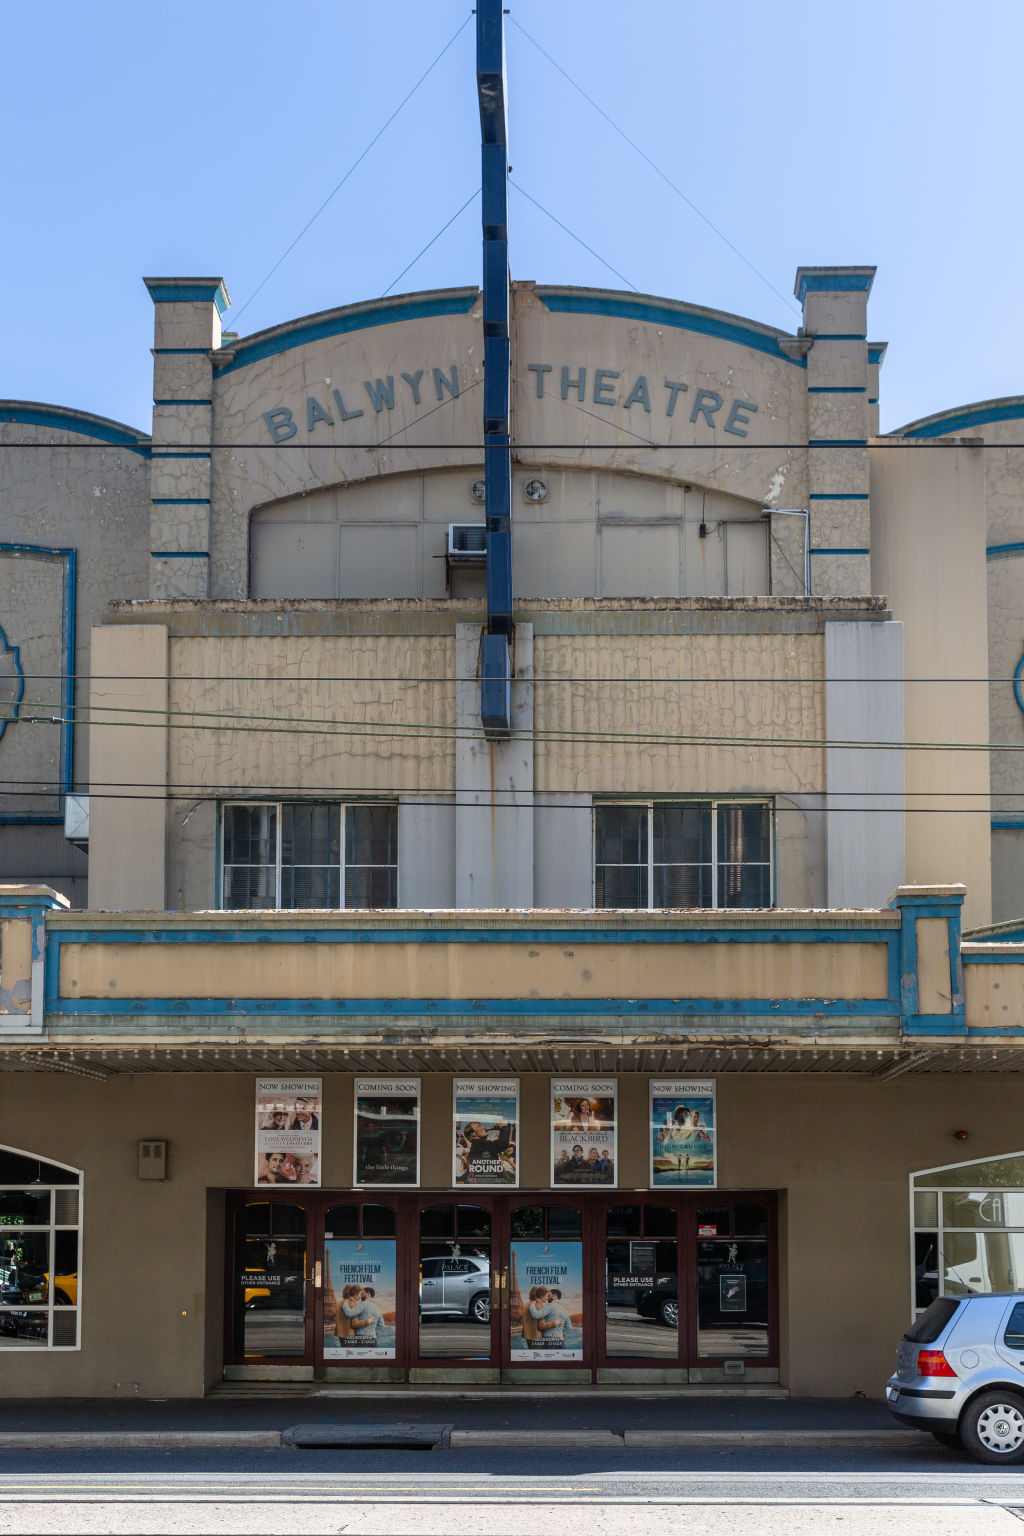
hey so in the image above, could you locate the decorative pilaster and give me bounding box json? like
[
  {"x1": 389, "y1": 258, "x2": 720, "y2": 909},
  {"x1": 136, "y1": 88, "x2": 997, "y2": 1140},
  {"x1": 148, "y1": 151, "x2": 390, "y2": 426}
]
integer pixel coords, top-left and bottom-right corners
[
  {"x1": 144, "y1": 277, "x2": 229, "y2": 599},
  {"x1": 796, "y1": 266, "x2": 875, "y2": 596}
]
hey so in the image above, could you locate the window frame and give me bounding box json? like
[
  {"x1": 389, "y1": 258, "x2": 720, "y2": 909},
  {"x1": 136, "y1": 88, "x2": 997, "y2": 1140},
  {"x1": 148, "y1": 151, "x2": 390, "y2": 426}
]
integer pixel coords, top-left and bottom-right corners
[
  {"x1": 219, "y1": 799, "x2": 399, "y2": 912},
  {"x1": 0, "y1": 1147, "x2": 83, "y2": 1353},
  {"x1": 591, "y1": 798, "x2": 775, "y2": 911}
]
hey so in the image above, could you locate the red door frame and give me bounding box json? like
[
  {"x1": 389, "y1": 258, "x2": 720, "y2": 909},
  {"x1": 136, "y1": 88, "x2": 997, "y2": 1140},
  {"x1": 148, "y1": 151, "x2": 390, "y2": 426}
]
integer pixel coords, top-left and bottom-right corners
[{"x1": 224, "y1": 1189, "x2": 778, "y2": 1376}]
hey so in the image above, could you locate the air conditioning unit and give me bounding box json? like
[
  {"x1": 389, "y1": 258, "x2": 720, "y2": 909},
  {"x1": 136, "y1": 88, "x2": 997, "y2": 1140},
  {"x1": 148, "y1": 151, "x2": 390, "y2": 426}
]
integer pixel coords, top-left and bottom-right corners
[{"x1": 447, "y1": 523, "x2": 487, "y2": 563}]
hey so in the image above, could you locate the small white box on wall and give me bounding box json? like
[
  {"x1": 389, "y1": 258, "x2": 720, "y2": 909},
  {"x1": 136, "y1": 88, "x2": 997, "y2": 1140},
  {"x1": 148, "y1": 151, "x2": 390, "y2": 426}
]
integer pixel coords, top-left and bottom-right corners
[{"x1": 138, "y1": 1140, "x2": 167, "y2": 1180}]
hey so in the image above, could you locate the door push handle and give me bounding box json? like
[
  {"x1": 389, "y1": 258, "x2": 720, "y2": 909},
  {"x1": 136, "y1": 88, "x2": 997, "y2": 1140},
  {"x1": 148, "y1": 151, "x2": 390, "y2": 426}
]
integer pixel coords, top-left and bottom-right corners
[{"x1": 313, "y1": 1260, "x2": 322, "y2": 1289}]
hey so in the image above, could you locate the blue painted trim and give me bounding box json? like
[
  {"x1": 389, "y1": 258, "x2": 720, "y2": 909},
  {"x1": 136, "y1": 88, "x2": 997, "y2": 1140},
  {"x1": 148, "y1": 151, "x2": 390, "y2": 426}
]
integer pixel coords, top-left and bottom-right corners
[
  {"x1": 796, "y1": 271, "x2": 874, "y2": 302},
  {"x1": 0, "y1": 621, "x2": 24, "y2": 744},
  {"x1": 151, "y1": 498, "x2": 210, "y2": 505},
  {"x1": 150, "y1": 550, "x2": 210, "y2": 559},
  {"x1": 809, "y1": 547, "x2": 870, "y2": 556},
  {"x1": 992, "y1": 817, "x2": 1024, "y2": 830},
  {"x1": 809, "y1": 439, "x2": 868, "y2": 447},
  {"x1": 1014, "y1": 654, "x2": 1024, "y2": 721},
  {"x1": 535, "y1": 291, "x2": 806, "y2": 369},
  {"x1": 964, "y1": 946, "x2": 1024, "y2": 961},
  {"x1": 988, "y1": 542, "x2": 1024, "y2": 561},
  {"x1": 807, "y1": 386, "x2": 866, "y2": 394},
  {"x1": 213, "y1": 292, "x2": 480, "y2": 377},
  {"x1": 868, "y1": 397, "x2": 879, "y2": 405},
  {"x1": 0, "y1": 544, "x2": 75, "y2": 820},
  {"x1": 867, "y1": 346, "x2": 887, "y2": 365},
  {"x1": 46, "y1": 995, "x2": 900, "y2": 1019},
  {"x1": 808, "y1": 493, "x2": 869, "y2": 501},
  {"x1": 949, "y1": 913, "x2": 965, "y2": 1020},
  {"x1": 0, "y1": 405, "x2": 150, "y2": 456},
  {"x1": 153, "y1": 399, "x2": 212, "y2": 407},
  {"x1": 905, "y1": 1017, "x2": 969, "y2": 1036},
  {"x1": 901, "y1": 401, "x2": 1024, "y2": 439},
  {"x1": 966, "y1": 1026, "x2": 1024, "y2": 1037},
  {"x1": 145, "y1": 281, "x2": 229, "y2": 314},
  {"x1": 43, "y1": 923, "x2": 899, "y2": 947}
]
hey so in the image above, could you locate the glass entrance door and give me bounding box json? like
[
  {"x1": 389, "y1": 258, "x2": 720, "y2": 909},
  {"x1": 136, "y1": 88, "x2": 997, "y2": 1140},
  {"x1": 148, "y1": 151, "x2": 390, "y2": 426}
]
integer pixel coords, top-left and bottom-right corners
[{"x1": 225, "y1": 1188, "x2": 778, "y2": 1382}]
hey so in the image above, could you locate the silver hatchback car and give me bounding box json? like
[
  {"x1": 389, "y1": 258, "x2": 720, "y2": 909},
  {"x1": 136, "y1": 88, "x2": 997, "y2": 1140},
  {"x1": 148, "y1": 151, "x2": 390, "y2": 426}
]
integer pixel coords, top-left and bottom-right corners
[{"x1": 887, "y1": 1293, "x2": 1024, "y2": 1462}]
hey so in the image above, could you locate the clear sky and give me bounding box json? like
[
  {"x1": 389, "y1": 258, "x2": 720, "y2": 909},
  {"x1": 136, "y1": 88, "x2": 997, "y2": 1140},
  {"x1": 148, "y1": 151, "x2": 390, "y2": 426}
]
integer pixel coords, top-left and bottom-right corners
[{"x1": 3, "y1": 0, "x2": 1020, "y2": 436}]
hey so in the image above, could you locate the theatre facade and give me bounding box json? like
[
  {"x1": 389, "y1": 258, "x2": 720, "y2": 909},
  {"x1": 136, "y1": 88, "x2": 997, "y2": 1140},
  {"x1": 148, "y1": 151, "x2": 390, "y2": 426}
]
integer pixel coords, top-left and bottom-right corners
[{"x1": 3, "y1": 266, "x2": 1024, "y2": 1396}]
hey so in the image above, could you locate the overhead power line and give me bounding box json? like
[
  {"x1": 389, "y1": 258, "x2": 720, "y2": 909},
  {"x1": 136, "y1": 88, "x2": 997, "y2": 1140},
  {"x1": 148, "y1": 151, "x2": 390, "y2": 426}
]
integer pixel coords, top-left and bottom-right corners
[
  {"x1": 510, "y1": 183, "x2": 639, "y2": 292},
  {"x1": 381, "y1": 188, "x2": 481, "y2": 299}
]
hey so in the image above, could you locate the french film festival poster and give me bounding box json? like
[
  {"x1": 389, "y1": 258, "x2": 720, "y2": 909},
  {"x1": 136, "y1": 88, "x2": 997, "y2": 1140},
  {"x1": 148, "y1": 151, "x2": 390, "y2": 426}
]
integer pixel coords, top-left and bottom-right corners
[
  {"x1": 551, "y1": 1079, "x2": 616, "y2": 1187},
  {"x1": 510, "y1": 1240, "x2": 584, "y2": 1361},
  {"x1": 650, "y1": 1079, "x2": 717, "y2": 1187},
  {"x1": 453, "y1": 1079, "x2": 519, "y2": 1186},
  {"x1": 254, "y1": 1078, "x2": 322, "y2": 1186},
  {"x1": 323, "y1": 1238, "x2": 398, "y2": 1360},
  {"x1": 354, "y1": 1077, "x2": 420, "y2": 1186}
]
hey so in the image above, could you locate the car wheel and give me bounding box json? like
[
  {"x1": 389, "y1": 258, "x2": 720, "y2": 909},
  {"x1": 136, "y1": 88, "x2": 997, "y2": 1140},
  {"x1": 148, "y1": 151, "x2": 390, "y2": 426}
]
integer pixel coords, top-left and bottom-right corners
[
  {"x1": 960, "y1": 1392, "x2": 1024, "y2": 1463},
  {"x1": 469, "y1": 1293, "x2": 491, "y2": 1325},
  {"x1": 658, "y1": 1298, "x2": 679, "y2": 1329}
]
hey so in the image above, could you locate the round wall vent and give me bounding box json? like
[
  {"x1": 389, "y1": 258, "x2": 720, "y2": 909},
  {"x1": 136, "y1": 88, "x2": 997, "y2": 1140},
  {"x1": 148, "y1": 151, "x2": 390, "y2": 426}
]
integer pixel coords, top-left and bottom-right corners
[{"x1": 522, "y1": 477, "x2": 549, "y2": 503}]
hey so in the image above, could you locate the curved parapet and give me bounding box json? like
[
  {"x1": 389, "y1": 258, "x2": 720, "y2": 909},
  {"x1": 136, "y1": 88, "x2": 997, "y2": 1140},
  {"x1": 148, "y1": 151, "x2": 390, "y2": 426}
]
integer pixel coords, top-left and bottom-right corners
[{"x1": 0, "y1": 401, "x2": 150, "y2": 454}]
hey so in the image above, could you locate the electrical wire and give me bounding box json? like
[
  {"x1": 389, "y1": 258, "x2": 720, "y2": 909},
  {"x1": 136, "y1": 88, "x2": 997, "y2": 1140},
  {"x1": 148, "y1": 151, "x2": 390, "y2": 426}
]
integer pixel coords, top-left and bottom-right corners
[
  {"x1": 381, "y1": 189, "x2": 481, "y2": 299},
  {"x1": 510, "y1": 183, "x2": 639, "y2": 292},
  {"x1": 507, "y1": 15, "x2": 800, "y2": 319},
  {"x1": 4, "y1": 438, "x2": 1021, "y2": 450},
  {"x1": 225, "y1": 13, "x2": 474, "y2": 331}
]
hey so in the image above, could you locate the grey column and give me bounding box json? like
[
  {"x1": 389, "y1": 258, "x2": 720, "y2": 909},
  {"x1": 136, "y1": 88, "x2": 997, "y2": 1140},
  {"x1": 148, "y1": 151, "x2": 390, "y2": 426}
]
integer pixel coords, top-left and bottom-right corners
[
  {"x1": 825, "y1": 620, "x2": 905, "y2": 907},
  {"x1": 455, "y1": 622, "x2": 534, "y2": 907}
]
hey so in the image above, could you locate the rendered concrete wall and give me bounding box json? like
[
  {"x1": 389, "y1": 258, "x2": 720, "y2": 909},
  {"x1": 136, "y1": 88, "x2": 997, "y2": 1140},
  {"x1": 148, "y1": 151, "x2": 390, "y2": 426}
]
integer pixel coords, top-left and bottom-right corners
[
  {"x1": 0, "y1": 410, "x2": 150, "y2": 897},
  {"x1": 0, "y1": 1067, "x2": 1019, "y2": 1398},
  {"x1": 870, "y1": 441, "x2": 991, "y2": 928},
  {"x1": 825, "y1": 621, "x2": 905, "y2": 907},
  {"x1": 88, "y1": 626, "x2": 169, "y2": 910}
]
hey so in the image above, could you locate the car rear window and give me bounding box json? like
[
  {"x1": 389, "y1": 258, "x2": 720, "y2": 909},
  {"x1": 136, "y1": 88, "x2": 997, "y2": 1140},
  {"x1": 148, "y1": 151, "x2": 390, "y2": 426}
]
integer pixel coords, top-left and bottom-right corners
[
  {"x1": 1004, "y1": 1302, "x2": 1024, "y2": 1350},
  {"x1": 905, "y1": 1297, "x2": 960, "y2": 1343}
]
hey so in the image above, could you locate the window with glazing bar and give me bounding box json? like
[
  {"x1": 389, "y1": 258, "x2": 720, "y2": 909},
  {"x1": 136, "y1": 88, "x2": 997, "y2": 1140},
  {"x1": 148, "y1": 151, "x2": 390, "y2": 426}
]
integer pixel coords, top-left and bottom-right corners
[
  {"x1": 221, "y1": 802, "x2": 398, "y2": 909},
  {"x1": 593, "y1": 801, "x2": 773, "y2": 909}
]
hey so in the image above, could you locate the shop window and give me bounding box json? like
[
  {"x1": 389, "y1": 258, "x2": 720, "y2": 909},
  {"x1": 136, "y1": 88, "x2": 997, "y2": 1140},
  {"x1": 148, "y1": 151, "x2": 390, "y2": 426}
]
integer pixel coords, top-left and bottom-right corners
[
  {"x1": 0, "y1": 1146, "x2": 82, "y2": 1351},
  {"x1": 594, "y1": 801, "x2": 772, "y2": 909},
  {"x1": 912, "y1": 1152, "x2": 1024, "y2": 1315},
  {"x1": 221, "y1": 801, "x2": 397, "y2": 909}
]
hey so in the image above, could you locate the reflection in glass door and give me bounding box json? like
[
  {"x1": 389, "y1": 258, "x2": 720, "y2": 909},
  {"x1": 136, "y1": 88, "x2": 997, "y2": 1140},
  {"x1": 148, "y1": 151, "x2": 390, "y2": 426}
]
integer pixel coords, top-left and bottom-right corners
[
  {"x1": 604, "y1": 1202, "x2": 679, "y2": 1360},
  {"x1": 417, "y1": 1202, "x2": 494, "y2": 1359},
  {"x1": 695, "y1": 1200, "x2": 771, "y2": 1360},
  {"x1": 232, "y1": 1200, "x2": 309, "y2": 1359}
]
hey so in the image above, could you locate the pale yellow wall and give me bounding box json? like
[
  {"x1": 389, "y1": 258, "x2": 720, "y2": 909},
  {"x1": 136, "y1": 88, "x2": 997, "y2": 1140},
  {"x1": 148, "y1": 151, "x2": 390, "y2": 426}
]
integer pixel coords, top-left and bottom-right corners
[
  {"x1": 533, "y1": 631, "x2": 826, "y2": 799},
  {"x1": 88, "y1": 626, "x2": 169, "y2": 910},
  {"x1": 166, "y1": 634, "x2": 456, "y2": 796},
  {"x1": 965, "y1": 947, "x2": 1024, "y2": 1027},
  {"x1": 60, "y1": 935, "x2": 891, "y2": 1005},
  {"x1": 0, "y1": 918, "x2": 32, "y2": 1016},
  {"x1": 916, "y1": 918, "x2": 954, "y2": 1016},
  {"x1": 870, "y1": 441, "x2": 991, "y2": 927},
  {"x1": 0, "y1": 1067, "x2": 1018, "y2": 1398}
]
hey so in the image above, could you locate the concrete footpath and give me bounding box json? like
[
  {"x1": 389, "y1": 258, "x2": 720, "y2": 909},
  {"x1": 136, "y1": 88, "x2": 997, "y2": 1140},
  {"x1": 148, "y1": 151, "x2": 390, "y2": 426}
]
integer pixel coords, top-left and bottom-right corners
[{"x1": 0, "y1": 1393, "x2": 917, "y2": 1450}]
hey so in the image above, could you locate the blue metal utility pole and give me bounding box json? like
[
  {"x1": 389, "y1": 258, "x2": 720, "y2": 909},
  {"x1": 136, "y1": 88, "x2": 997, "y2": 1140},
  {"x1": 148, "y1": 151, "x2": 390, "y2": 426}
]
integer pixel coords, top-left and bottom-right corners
[{"x1": 476, "y1": 0, "x2": 513, "y2": 734}]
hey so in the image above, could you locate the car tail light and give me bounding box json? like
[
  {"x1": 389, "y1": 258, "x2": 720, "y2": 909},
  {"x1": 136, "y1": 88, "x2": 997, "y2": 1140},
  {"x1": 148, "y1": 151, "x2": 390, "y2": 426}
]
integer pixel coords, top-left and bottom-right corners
[{"x1": 917, "y1": 1349, "x2": 958, "y2": 1377}]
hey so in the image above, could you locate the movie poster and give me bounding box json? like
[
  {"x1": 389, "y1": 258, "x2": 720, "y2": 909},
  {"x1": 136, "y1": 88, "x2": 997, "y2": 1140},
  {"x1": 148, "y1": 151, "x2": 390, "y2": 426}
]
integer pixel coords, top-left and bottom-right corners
[
  {"x1": 323, "y1": 1239, "x2": 397, "y2": 1360},
  {"x1": 551, "y1": 1079, "x2": 616, "y2": 1187},
  {"x1": 453, "y1": 1079, "x2": 518, "y2": 1186},
  {"x1": 509, "y1": 1241, "x2": 584, "y2": 1361},
  {"x1": 354, "y1": 1077, "x2": 420, "y2": 1186},
  {"x1": 650, "y1": 1079, "x2": 716, "y2": 1187},
  {"x1": 254, "y1": 1078, "x2": 322, "y2": 1186}
]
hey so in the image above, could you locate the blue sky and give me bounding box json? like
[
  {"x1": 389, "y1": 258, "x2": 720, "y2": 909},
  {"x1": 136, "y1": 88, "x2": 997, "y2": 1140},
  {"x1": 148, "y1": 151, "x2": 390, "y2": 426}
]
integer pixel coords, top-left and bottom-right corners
[{"x1": 3, "y1": 0, "x2": 1020, "y2": 434}]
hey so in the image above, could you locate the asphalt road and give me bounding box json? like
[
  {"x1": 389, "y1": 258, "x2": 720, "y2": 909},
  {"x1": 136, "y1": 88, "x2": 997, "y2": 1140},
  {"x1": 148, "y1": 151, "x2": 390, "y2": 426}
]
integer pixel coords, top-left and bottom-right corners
[{"x1": 5, "y1": 1445, "x2": 1024, "y2": 1534}]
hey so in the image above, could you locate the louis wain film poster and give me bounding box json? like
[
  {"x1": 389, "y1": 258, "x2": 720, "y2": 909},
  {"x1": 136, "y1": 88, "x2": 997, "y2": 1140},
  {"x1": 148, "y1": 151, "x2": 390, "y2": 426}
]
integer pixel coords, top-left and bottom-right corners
[
  {"x1": 323, "y1": 1239, "x2": 397, "y2": 1360},
  {"x1": 550, "y1": 1079, "x2": 616, "y2": 1187},
  {"x1": 453, "y1": 1079, "x2": 519, "y2": 1186},
  {"x1": 650, "y1": 1079, "x2": 717, "y2": 1187},
  {"x1": 354, "y1": 1078, "x2": 420, "y2": 1186},
  {"x1": 254, "y1": 1078, "x2": 322, "y2": 1186}
]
